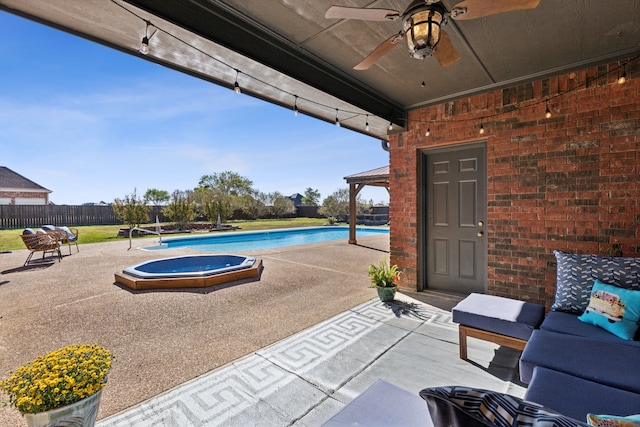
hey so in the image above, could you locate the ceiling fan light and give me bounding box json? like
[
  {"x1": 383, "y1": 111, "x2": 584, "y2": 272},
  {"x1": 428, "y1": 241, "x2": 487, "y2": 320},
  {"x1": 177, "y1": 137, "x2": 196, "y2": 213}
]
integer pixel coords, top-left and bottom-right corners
[{"x1": 403, "y1": 3, "x2": 445, "y2": 60}]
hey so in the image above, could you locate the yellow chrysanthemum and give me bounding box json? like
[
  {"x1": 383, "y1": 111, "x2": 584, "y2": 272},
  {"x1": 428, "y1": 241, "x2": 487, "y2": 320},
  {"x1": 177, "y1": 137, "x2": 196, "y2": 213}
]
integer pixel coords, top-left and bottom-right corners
[{"x1": 0, "y1": 344, "x2": 114, "y2": 414}]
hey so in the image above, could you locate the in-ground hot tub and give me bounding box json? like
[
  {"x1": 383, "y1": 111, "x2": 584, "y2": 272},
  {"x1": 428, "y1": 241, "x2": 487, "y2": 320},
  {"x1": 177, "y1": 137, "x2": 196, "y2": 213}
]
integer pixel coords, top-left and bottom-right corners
[{"x1": 115, "y1": 254, "x2": 262, "y2": 290}]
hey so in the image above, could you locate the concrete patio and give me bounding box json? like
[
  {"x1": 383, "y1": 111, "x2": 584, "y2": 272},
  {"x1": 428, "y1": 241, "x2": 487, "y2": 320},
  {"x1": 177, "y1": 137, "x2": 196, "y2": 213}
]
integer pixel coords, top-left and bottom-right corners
[
  {"x1": 98, "y1": 294, "x2": 525, "y2": 426},
  {"x1": 0, "y1": 233, "x2": 524, "y2": 426}
]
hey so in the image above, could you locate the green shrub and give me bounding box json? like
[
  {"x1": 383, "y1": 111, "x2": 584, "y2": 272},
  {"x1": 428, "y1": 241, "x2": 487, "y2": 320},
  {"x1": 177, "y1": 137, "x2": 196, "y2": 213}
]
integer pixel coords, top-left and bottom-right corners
[
  {"x1": 163, "y1": 190, "x2": 196, "y2": 230},
  {"x1": 112, "y1": 190, "x2": 150, "y2": 229}
]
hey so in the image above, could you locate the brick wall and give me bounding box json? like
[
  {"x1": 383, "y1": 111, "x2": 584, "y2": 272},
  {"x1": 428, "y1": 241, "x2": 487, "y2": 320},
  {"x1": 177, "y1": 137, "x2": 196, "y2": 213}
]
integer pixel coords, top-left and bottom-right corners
[
  {"x1": 0, "y1": 191, "x2": 49, "y2": 205},
  {"x1": 389, "y1": 60, "x2": 640, "y2": 307}
]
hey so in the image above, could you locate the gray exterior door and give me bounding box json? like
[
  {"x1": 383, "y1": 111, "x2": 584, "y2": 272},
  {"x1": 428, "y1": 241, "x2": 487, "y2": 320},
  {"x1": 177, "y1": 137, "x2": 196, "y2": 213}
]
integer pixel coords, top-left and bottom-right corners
[{"x1": 423, "y1": 144, "x2": 487, "y2": 294}]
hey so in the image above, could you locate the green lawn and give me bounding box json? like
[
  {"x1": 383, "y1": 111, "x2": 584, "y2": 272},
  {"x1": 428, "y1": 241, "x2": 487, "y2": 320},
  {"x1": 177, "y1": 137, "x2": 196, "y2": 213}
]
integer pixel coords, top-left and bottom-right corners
[{"x1": 0, "y1": 218, "x2": 331, "y2": 251}]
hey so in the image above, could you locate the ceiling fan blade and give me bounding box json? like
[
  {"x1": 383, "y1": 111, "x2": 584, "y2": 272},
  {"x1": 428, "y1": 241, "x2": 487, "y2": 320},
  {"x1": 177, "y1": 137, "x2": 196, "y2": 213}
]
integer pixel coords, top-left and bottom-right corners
[
  {"x1": 433, "y1": 31, "x2": 460, "y2": 67},
  {"x1": 354, "y1": 34, "x2": 403, "y2": 70},
  {"x1": 450, "y1": 0, "x2": 541, "y2": 20},
  {"x1": 325, "y1": 6, "x2": 400, "y2": 21}
]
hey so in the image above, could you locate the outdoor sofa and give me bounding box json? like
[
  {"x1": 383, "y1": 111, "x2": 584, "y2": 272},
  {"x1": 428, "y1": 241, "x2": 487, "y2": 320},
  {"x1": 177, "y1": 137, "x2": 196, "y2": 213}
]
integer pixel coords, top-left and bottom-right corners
[
  {"x1": 519, "y1": 250, "x2": 640, "y2": 421},
  {"x1": 324, "y1": 250, "x2": 640, "y2": 426}
]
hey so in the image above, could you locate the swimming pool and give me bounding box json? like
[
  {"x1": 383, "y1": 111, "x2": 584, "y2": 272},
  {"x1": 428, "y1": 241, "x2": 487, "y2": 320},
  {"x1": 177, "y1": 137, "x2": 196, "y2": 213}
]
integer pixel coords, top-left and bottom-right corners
[{"x1": 143, "y1": 226, "x2": 388, "y2": 252}]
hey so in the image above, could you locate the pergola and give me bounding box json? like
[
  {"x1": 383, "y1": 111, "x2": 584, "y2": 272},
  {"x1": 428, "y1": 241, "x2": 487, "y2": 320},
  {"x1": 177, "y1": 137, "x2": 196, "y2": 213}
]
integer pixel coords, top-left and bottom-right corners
[{"x1": 343, "y1": 165, "x2": 389, "y2": 244}]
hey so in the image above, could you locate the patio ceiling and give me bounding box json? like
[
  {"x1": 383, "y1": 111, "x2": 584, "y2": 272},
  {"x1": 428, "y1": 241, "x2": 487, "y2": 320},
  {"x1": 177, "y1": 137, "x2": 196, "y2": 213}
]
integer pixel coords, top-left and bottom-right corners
[{"x1": 1, "y1": 1, "x2": 639, "y2": 141}]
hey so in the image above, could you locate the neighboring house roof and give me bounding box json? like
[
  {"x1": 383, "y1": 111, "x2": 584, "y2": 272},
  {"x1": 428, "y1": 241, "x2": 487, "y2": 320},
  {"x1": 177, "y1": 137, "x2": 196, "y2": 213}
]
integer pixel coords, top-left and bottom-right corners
[
  {"x1": 0, "y1": 166, "x2": 51, "y2": 193},
  {"x1": 288, "y1": 193, "x2": 304, "y2": 206}
]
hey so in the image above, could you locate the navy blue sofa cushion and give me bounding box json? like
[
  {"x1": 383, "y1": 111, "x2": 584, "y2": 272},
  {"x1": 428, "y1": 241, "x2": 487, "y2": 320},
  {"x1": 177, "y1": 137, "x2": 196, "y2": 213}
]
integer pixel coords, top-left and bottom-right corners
[
  {"x1": 452, "y1": 293, "x2": 545, "y2": 341},
  {"x1": 520, "y1": 329, "x2": 640, "y2": 393},
  {"x1": 525, "y1": 367, "x2": 640, "y2": 422},
  {"x1": 540, "y1": 311, "x2": 640, "y2": 346}
]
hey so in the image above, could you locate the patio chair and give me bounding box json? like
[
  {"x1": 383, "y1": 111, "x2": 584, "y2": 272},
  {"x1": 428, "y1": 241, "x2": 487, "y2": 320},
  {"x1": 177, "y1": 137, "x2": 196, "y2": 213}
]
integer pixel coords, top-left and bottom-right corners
[
  {"x1": 20, "y1": 229, "x2": 62, "y2": 265},
  {"x1": 42, "y1": 225, "x2": 79, "y2": 254}
]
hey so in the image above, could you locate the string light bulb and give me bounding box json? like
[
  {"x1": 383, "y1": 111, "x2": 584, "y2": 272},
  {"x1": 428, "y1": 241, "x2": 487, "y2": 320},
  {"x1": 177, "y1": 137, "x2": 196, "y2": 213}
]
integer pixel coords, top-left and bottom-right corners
[
  {"x1": 335, "y1": 109, "x2": 341, "y2": 127},
  {"x1": 545, "y1": 101, "x2": 552, "y2": 118},
  {"x1": 388, "y1": 122, "x2": 393, "y2": 131},
  {"x1": 293, "y1": 96, "x2": 299, "y2": 116},
  {"x1": 479, "y1": 119, "x2": 485, "y2": 135},
  {"x1": 618, "y1": 64, "x2": 627, "y2": 84},
  {"x1": 365, "y1": 115, "x2": 370, "y2": 132},
  {"x1": 425, "y1": 126, "x2": 431, "y2": 137},
  {"x1": 140, "y1": 36, "x2": 149, "y2": 55},
  {"x1": 233, "y1": 70, "x2": 241, "y2": 94},
  {"x1": 139, "y1": 21, "x2": 150, "y2": 55}
]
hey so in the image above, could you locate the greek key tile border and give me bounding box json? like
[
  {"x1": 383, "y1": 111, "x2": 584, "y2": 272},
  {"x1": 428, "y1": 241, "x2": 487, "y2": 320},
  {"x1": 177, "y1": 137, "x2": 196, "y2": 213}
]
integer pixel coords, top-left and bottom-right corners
[{"x1": 98, "y1": 299, "x2": 447, "y2": 426}]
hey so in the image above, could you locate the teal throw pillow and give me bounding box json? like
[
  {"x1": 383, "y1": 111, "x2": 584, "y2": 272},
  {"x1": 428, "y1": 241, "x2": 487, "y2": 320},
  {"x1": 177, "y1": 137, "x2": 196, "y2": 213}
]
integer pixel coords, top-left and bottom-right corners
[
  {"x1": 587, "y1": 413, "x2": 640, "y2": 426},
  {"x1": 578, "y1": 279, "x2": 640, "y2": 340}
]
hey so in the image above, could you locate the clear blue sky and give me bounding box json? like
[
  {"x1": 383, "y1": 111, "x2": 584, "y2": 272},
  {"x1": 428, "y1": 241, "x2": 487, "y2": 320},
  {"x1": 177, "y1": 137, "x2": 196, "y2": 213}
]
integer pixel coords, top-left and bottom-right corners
[{"x1": 0, "y1": 11, "x2": 389, "y2": 206}]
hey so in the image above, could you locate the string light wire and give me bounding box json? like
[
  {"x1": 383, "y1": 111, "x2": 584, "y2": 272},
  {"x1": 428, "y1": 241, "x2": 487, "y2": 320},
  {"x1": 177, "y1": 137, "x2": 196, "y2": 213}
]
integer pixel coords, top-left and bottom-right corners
[
  {"x1": 110, "y1": 0, "x2": 394, "y2": 130},
  {"x1": 416, "y1": 55, "x2": 638, "y2": 136},
  {"x1": 112, "y1": 0, "x2": 637, "y2": 136}
]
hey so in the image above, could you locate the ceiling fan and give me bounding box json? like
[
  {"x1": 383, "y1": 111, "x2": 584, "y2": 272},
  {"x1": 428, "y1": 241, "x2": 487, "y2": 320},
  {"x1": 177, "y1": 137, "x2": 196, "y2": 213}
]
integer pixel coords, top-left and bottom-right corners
[{"x1": 325, "y1": 0, "x2": 541, "y2": 70}]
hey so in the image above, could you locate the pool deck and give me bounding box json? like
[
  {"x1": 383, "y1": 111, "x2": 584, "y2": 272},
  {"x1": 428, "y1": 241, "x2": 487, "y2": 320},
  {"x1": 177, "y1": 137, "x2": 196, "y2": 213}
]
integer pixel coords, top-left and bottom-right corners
[{"x1": 0, "y1": 233, "x2": 524, "y2": 426}]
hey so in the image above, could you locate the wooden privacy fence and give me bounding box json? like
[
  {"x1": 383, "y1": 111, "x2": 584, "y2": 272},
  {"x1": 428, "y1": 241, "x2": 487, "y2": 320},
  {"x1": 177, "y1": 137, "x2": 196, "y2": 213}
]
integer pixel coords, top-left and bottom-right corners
[{"x1": 0, "y1": 205, "x2": 167, "y2": 229}]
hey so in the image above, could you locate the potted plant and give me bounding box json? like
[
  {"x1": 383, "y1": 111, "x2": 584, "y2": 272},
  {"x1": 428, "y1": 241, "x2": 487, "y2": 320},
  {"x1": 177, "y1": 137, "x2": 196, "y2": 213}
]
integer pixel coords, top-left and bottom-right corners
[
  {"x1": 368, "y1": 257, "x2": 401, "y2": 302},
  {"x1": 0, "y1": 343, "x2": 114, "y2": 427}
]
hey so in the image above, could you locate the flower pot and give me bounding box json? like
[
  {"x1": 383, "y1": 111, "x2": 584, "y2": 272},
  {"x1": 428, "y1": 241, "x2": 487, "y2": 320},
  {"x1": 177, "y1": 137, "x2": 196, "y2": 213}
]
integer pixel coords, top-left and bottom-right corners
[
  {"x1": 24, "y1": 389, "x2": 102, "y2": 427},
  {"x1": 376, "y1": 286, "x2": 397, "y2": 302}
]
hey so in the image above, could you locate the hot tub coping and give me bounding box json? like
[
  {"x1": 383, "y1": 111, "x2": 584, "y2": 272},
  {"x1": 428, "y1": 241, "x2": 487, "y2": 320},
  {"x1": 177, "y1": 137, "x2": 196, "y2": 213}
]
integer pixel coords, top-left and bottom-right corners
[{"x1": 115, "y1": 257, "x2": 262, "y2": 291}]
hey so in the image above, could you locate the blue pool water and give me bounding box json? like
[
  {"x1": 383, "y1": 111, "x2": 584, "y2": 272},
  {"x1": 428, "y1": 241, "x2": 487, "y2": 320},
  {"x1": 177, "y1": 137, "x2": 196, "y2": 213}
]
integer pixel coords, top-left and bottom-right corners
[
  {"x1": 144, "y1": 226, "x2": 388, "y2": 252},
  {"x1": 124, "y1": 255, "x2": 256, "y2": 278}
]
